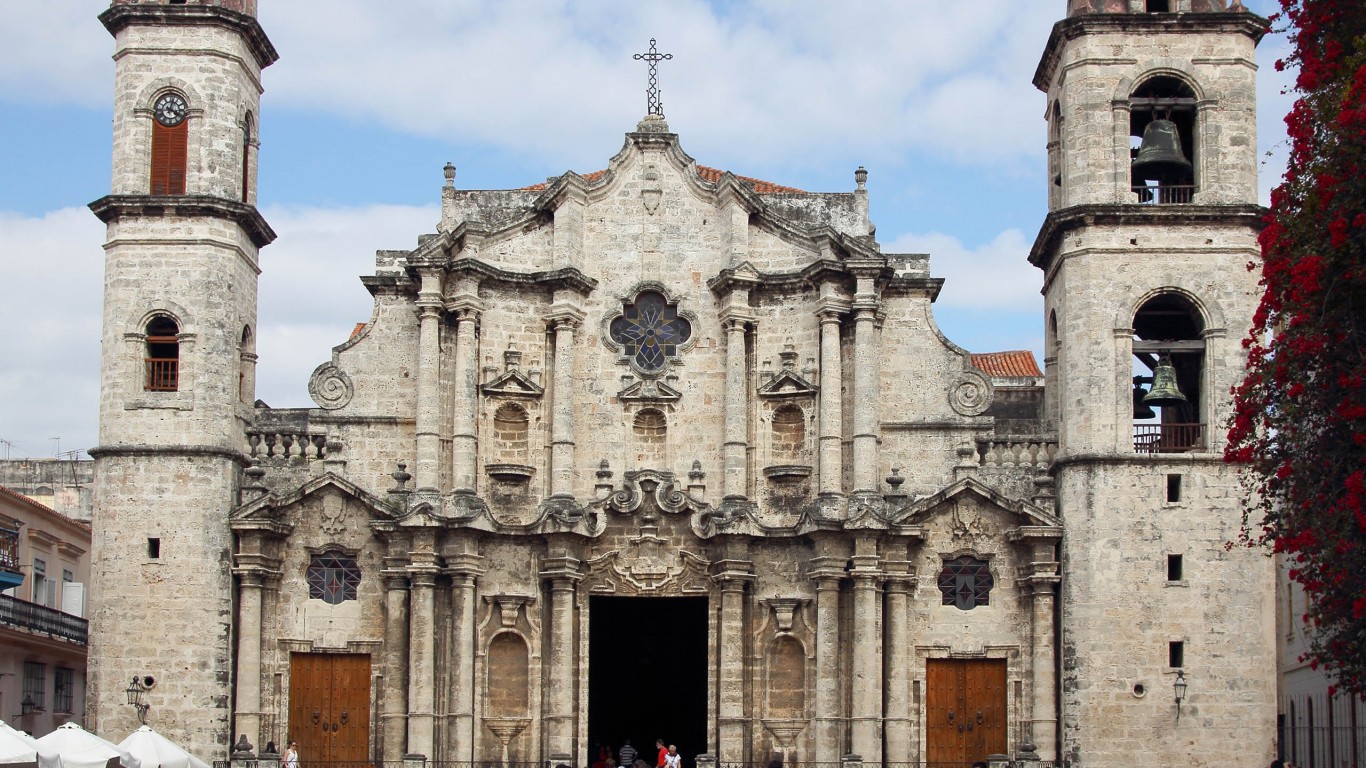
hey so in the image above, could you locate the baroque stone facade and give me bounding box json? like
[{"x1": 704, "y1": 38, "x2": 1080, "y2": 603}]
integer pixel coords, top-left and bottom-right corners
[{"x1": 86, "y1": 1, "x2": 1277, "y2": 767}]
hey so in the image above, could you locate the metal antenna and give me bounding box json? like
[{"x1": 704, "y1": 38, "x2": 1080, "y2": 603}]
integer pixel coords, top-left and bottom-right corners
[{"x1": 633, "y1": 38, "x2": 673, "y2": 117}]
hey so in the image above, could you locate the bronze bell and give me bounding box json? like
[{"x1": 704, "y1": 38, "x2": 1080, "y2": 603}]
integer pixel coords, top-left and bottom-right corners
[
  {"x1": 1132, "y1": 378, "x2": 1157, "y2": 419},
  {"x1": 1132, "y1": 119, "x2": 1193, "y2": 184},
  {"x1": 1143, "y1": 356, "x2": 1188, "y2": 408}
]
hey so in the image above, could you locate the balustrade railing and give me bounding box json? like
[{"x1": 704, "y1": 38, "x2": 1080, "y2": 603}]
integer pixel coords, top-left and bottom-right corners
[
  {"x1": 1133, "y1": 423, "x2": 1205, "y2": 454},
  {"x1": 0, "y1": 526, "x2": 18, "y2": 572},
  {"x1": 246, "y1": 430, "x2": 329, "y2": 460},
  {"x1": 144, "y1": 357, "x2": 178, "y2": 391},
  {"x1": 0, "y1": 594, "x2": 88, "y2": 645},
  {"x1": 1132, "y1": 184, "x2": 1196, "y2": 204},
  {"x1": 977, "y1": 439, "x2": 1056, "y2": 470}
]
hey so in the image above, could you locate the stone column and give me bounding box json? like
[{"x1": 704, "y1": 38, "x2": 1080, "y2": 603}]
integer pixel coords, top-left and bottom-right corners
[
  {"x1": 714, "y1": 563, "x2": 754, "y2": 762},
  {"x1": 723, "y1": 318, "x2": 750, "y2": 500},
  {"x1": 232, "y1": 572, "x2": 264, "y2": 746},
  {"x1": 446, "y1": 553, "x2": 483, "y2": 762},
  {"x1": 451, "y1": 308, "x2": 480, "y2": 493},
  {"x1": 541, "y1": 556, "x2": 582, "y2": 757},
  {"x1": 810, "y1": 560, "x2": 843, "y2": 763},
  {"x1": 406, "y1": 557, "x2": 438, "y2": 757},
  {"x1": 849, "y1": 550, "x2": 883, "y2": 763},
  {"x1": 817, "y1": 308, "x2": 844, "y2": 498},
  {"x1": 850, "y1": 301, "x2": 879, "y2": 494},
  {"x1": 382, "y1": 571, "x2": 410, "y2": 762},
  {"x1": 882, "y1": 571, "x2": 914, "y2": 765},
  {"x1": 548, "y1": 317, "x2": 580, "y2": 498},
  {"x1": 415, "y1": 269, "x2": 444, "y2": 491},
  {"x1": 1029, "y1": 572, "x2": 1060, "y2": 760}
]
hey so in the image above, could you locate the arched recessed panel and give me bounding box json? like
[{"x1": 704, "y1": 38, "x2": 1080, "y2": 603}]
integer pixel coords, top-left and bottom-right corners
[
  {"x1": 493, "y1": 403, "x2": 530, "y2": 463},
  {"x1": 766, "y1": 636, "x2": 806, "y2": 719},
  {"x1": 771, "y1": 404, "x2": 806, "y2": 464},
  {"x1": 487, "y1": 633, "x2": 530, "y2": 715}
]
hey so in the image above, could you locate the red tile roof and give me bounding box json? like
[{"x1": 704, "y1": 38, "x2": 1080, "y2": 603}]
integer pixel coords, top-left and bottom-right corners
[
  {"x1": 521, "y1": 165, "x2": 804, "y2": 194},
  {"x1": 970, "y1": 351, "x2": 1043, "y2": 378},
  {"x1": 350, "y1": 323, "x2": 367, "y2": 340}
]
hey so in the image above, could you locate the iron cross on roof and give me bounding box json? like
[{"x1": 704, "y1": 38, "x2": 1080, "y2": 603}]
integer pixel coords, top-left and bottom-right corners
[{"x1": 633, "y1": 38, "x2": 673, "y2": 117}]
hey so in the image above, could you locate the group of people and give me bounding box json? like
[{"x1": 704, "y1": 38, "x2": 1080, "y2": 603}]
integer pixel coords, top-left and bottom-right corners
[{"x1": 593, "y1": 739, "x2": 681, "y2": 768}]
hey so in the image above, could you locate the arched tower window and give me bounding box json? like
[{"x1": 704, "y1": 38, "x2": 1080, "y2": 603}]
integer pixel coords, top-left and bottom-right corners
[
  {"x1": 1132, "y1": 293, "x2": 1205, "y2": 453},
  {"x1": 144, "y1": 316, "x2": 180, "y2": 392},
  {"x1": 150, "y1": 92, "x2": 189, "y2": 195},
  {"x1": 239, "y1": 325, "x2": 254, "y2": 403},
  {"x1": 1130, "y1": 76, "x2": 1197, "y2": 204}
]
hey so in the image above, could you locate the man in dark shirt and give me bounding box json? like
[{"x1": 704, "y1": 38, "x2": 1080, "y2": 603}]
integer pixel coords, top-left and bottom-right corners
[{"x1": 619, "y1": 740, "x2": 637, "y2": 768}]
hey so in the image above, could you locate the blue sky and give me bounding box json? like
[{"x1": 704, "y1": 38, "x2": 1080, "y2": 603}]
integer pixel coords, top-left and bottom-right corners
[{"x1": 0, "y1": 1, "x2": 1291, "y2": 460}]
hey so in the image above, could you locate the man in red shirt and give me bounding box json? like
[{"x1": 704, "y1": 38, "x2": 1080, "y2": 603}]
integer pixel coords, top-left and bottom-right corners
[{"x1": 656, "y1": 740, "x2": 668, "y2": 768}]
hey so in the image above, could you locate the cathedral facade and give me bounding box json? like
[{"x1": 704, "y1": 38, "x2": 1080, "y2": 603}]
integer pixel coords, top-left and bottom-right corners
[{"x1": 86, "y1": 2, "x2": 1276, "y2": 767}]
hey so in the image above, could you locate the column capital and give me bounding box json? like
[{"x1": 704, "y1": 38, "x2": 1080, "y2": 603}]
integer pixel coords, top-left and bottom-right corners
[
  {"x1": 382, "y1": 571, "x2": 410, "y2": 591},
  {"x1": 416, "y1": 303, "x2": 444, "y2": 320},
  {"x1": 719, "y1": 309, "x2": 755, "y2": 330},
  {"x1": 544, "y1": 304, "x2": 586, "y2": 329},
  {"x1": 816, "y1": 298, "x2": 851, "y2": 320},
  {"x1": 407, "y1": 569, "x2": 439, "y2": 588},
  {"x1": 711, "y1": 559, "x2": 755, "y2": 589},
  {"x1": 539, "y1": 556, "x2": 584, "y2": 584}
]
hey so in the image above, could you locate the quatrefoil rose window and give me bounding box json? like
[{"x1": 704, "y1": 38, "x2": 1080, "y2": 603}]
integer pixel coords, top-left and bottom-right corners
[{"x1": 608, "y1": 290, "x2": 693, "y2": 375}]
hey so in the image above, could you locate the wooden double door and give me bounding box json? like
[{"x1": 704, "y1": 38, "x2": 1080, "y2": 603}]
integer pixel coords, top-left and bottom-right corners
[
  {"x1": 925, "y1": 659, "x2": 1007, "y2": 765},
  {"x1": 288, "y1": 653, "x2": 371, "y2": 764}
]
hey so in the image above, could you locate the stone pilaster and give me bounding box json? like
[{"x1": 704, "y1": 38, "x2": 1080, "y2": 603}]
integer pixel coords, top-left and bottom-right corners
[
  {"x1": 406, "y1": 538, "x2": 439, "y2": 757},
  {"x1": 849, "y1": 544, "x2": 883, "y2": 763},
  {"x1": 382, "y1": 570, "x2": 410, "y2": 762},
  {"x1": 445, "y1": 548, "x2": 484, "y2": 762},
  {"x1": 540, "y1": 555, "x2": 583, "y2": 757},
  {"x1": 449, "y1": 308, "x2": 480, "y2": 493},
  {"x1": 414, "y1": 268, "x2": 444, "y2": 491},
  {"x1": 545, "y1": 311, "x2": 584, "y2": 498},
  {"x1": 232, "y1": 572, "x2": 265, "y2": 748},
  {"x1": 714, "y1": 559, "x2": 755, "y2": 762},
  {"x1": 722, "y1": 317, "x2": 751, "y2": 500},
  {"x1": 1029, "y1": 568, "x2": 1060, "y2": 761},
  {"x1": 850, "y1": 271, "x2": 880, "y2": 493},
  {"x1": 809, "y1": 558, "x2": 844, "y2": 764},
  {"x1": 816, "y1": 306, "x2": 846, "y2": 499},
  {"x1": 882, "y1": 566, "x2": 914, "y2": 766}
]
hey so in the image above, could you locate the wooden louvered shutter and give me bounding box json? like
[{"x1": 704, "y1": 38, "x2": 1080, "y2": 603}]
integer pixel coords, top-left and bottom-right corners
[{"x1": 150, "y1": 121, "x2": 188, "y2": 195}]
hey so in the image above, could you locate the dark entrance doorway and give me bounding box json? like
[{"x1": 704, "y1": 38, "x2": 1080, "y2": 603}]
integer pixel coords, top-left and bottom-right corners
[{"x1": 589, "y1": 596, "x2": 708, "y2": 768}]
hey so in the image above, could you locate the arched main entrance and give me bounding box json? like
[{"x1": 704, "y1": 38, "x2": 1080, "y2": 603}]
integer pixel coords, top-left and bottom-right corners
[{"x1": 588, "y1": 596, "x2": 708, "y2": 768}]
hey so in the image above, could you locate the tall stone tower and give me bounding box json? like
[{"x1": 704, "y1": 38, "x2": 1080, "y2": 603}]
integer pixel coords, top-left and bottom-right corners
[
  {"x1": 1031, "y1": 1, "x2": 1275, "y2": 765},
  {"x1": 87, "y1": 0, "x2": 276, "y2": 756}
]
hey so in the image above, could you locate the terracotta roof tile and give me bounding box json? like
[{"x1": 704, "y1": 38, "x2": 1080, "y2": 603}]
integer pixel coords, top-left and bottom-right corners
[
  {"x1": 970, "y1": 351, "x2": 1043, "y2": 379},
  {"x1": 350, "y1": 322, "x2": 367, "y2": 340},
  {"x1": 0, "y1": 483, "x2": 92, "y2": 532},
  {"x1": 521, "y1": 166, "x2": 804, "y2": 194}
]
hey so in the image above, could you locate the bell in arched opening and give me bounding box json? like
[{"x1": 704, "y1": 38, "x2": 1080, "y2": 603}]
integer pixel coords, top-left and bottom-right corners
[
  {"x1": 1132, "y1": 119, "x2": 1193, "y2": 184},
  {"x1": 1142, "y1": 356, "x2": 1188, "y2": 408}
]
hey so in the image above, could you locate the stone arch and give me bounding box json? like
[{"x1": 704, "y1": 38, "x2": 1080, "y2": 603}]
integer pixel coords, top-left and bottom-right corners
[
  {"x1": 128, "y1": 300, "x2": 193, "y2": 336},
  {"x1": 486, "y1": 631, "x2": 531, "y2": 716},
  {"x1": 1117, "y1": 285, "x2": 1223, "y2": 334},
  {"x1": 493, "y1": 402, "x2": 531, "y2": 464},
  {"x1": 134, "y1": 78, "x2": 207, "y2": 113},
  {"x1": 770, "y1": 403, "x2": 807, "y2": 465},
  {"x1": 1113, "y1": 65, "x2": 1206, "y2": 103}
]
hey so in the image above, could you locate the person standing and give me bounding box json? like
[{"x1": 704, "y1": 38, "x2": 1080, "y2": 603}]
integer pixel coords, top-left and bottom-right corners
[
  {"x1": 656, "y1": 739, "x2": 668, "y2": 768},
  {"x1": 665, "y1": 745, "x2": 681, "y2": 768},
  {"x1": 619, "y1": 739, "x2": 637, "y2": 768},
  {"x1": 282, "y1": 742, "x2": 299, "y2": 768}
]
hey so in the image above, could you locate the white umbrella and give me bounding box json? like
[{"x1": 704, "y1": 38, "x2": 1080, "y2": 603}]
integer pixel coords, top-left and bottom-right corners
[
  {"x1": 0, "y1": 721, "x2": 60, "y2": 768},
  {"x1": 115, "y1": 728, "x2": 207, "y2": 768},
  {"x1": 33, "y1": 724, "x2": 137, "y2": 768}
]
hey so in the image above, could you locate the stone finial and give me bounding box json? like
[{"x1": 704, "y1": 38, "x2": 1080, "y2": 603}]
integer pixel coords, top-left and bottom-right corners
[
  {"x1": 231, "y1": 735, "x2": 254, "y2": 757},
  {"x1": 689, "y1": 460, "x2": 705, "y2": 482},
  {"x1": 389, "y1": 462, "x2": 412, "y2": 494},
  {"x1": 504, "y1": 344, "x2": 521, "y2": 371},
  {"x1": 780, "y1": 339, "x2": 798, "y2": 370},
  {"x1": 636, "y1": 113, "x2": 671, "y2": 133},
  {"x1": 855, "y1": 166, "x2": 868, "y2": 191},
  {"x1": 443, "y1": 162, "x2": 456, "y2": 188}
]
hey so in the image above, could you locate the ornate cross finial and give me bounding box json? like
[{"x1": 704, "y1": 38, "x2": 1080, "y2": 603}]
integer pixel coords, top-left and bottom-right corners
[{"x1": 633, "y1": 38, "x2": 673, "y2": 117}]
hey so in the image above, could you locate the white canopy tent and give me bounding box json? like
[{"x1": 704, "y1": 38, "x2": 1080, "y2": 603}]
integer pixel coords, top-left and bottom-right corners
[
  {"x1": 33, "y1": 724, "x2": 137, "y2": 768},
  {"x1": 115, "y1": 728, "x2": 208, "y2": 768},
  {"x1": 0, "y1": 721, "x2": 62, "y2": 768}
]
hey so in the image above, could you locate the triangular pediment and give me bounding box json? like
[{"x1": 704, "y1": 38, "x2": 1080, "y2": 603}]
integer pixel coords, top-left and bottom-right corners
[
  {"x1": 481, "y1": 369, "x2": 544, "y2": 398},
  {"x1": 617, "y1": 378, "x2": 682, "y2": 403},
  {"x1": 889, "y1": 476, "x2": 1060, "y2": 531},
  {"x1": 231, "y1": 472, "x2": 400, "y2": 529},
  {"x1": 758, "y1": 369, "x2": 818, "y2": 398}
]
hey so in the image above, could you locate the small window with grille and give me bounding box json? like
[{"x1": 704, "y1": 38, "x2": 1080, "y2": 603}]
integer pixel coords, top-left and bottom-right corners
[
  {"x1": 938, "y1": 556, "x2": 994, "y2": 610},
  {"x1": 306, "y1": 552, "x2": 361, "y2": 605},
  {"x1": 53, "y1": 667, "x2": 74, "y2": 713},
  {"x1": 23, "y1": 662, "x2": 46, "y2": 711}
]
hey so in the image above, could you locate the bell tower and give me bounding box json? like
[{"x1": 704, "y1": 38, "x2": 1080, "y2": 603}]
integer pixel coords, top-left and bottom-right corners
[
  {"x1": 87, "y1": 0, "x2": 276, "y2": 757},
  {"x1": 1031, "y1": 2, "x2": 1276, "y2": 766}
]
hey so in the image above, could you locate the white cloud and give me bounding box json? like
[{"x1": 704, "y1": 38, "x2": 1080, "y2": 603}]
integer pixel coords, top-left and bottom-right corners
[
  {"x1": 884, "y1": 228, "x2": 1040, "y2": 313},
  {"x1": 0, "y1": 2, "x2": 111, "y2": 107}
]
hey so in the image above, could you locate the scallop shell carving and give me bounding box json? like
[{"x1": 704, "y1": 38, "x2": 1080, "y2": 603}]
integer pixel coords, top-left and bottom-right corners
[
  {"x1": 308, "y1": 363, "x2": 354, "y2": 410},
  {"x1": 948, "y1": 370, "x2": 993, "y2": 417}
]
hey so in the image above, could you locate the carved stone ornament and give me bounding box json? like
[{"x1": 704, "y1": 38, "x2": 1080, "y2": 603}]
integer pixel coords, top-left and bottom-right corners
[
  {"x1": 948, "y1": 369, "x2": 994, "y2": 417},
  {"x1": 308, "y1": 363, "x2": 354, "y2": 410},
  {"x1": 603, "y1": 283, "x2": 699, "y2": 378}
]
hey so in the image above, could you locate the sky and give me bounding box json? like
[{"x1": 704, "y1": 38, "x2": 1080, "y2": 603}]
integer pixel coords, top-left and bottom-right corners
[{"x1": 0, "y1": 1, "x2": 1293, "y2": 461}]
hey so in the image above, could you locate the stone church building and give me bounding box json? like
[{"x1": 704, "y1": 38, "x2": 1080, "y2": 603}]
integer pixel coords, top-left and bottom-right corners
[{"x1": 85, "y1": 1, "x2": 1276, "y2": 767}]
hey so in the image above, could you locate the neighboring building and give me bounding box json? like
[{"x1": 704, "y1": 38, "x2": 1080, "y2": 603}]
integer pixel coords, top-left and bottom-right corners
[
  {"x1": 85, "y1": 1, "x2": 1276, "y2": 766},
  {"x1": 0, "y1": 460, "x2": 96, "y2": 522},
  {"x1": 1277, "y1": 558, "x2": 1366, "y2": 768},
  {"x1": 0, "y1": 485, "x2": 90, "y2": 737}
]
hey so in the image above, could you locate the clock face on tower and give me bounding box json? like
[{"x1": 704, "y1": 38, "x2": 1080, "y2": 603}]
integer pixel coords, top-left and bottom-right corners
[{"x1": 153, "y1": 93, "x2": 188, "y2": 127}]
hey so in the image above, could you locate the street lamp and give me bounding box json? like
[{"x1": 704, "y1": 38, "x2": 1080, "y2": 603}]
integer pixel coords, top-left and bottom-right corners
[
  {"x1": 124, "y1": 675, "x2": 155, "y2": 724},
  {"x1": 1173, "y1": 670, "x2": 1188, "y2": 719},
  {"x1": 19, "y1": 695, "x2": 35, "y2": 717}
]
